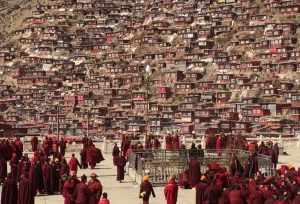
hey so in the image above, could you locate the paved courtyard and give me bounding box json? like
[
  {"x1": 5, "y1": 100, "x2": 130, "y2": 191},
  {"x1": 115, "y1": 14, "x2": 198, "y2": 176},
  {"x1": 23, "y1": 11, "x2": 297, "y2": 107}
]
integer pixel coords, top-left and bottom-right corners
[
  {"x1": 1, "y1": 143, "x2": 300, "y2": 204},
  {"x1": 34, "y1": 152, "x2": 195, "y2": 204}
]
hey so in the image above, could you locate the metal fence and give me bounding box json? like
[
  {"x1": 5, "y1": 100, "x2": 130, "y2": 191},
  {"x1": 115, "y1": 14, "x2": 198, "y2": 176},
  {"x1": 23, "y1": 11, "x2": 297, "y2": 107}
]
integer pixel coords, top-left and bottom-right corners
[{"x1": 128, "y1": 149, "x2": 273, "y2": 186}]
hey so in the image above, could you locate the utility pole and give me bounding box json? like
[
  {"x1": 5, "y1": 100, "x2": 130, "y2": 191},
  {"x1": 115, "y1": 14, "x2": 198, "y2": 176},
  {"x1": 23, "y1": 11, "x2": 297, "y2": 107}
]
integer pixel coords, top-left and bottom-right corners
[
  {"x1": 87, "y1": 108, "x2": 90, "y2": 138},
  {"x1": 57, "y1": 105, "x2": 60, "y2": 141}
]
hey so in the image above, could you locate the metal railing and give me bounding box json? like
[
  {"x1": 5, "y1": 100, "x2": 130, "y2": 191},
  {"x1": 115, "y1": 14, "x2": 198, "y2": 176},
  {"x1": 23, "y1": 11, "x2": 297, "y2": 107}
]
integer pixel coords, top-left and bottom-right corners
[{"x1": 128, "y1": 149, "x2": 273, "y2": 186}]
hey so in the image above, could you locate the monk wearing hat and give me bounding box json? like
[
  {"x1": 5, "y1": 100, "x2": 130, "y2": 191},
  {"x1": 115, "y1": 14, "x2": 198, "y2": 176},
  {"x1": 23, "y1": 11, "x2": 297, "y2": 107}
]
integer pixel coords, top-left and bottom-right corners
[
  {"x1": 139, "y1": 176, "x2": 156, "y2": 204},
  {"x1": 88, "y1": 173, "x2": 103, "y2": 204},
  {"x1": 195, "y1": 175, "x2": 208, "y2": 204}
]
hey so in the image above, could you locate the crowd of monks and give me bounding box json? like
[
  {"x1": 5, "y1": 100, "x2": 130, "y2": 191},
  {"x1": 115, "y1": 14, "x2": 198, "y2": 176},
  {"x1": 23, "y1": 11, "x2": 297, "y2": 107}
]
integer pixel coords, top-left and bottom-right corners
[
  {"x1": 0, "y1": 136, "x2": 106, "y2": 204},
  {"x1": 0, "y1": 134, "x2": 297, "y2": 204}
]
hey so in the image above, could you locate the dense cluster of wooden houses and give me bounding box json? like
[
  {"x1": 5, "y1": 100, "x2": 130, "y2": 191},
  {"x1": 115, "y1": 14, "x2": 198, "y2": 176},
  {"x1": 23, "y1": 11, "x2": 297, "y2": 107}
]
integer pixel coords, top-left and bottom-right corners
[{"x1": 1, "y1": 0, "x2": 300, "y2": 141}]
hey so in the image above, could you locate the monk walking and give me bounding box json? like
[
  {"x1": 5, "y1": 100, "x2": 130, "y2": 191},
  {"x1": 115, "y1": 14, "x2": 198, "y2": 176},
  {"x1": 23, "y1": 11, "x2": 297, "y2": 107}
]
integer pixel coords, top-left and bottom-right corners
[
  {"x1": 87, "y1": 145, "x2": 97, "y2": 169},
  {"x1": 88, "y1": 173, "x2": 103, "y2": 204},
  {"x1": 74, "y1": 175, "x2": 90, "y2": 204},
  {"x1": 115, "y1": 154, "x2": 127, "y2": 182},
  {"x1": 1, "y1": 173, "x2": 18, "y2": 204},
  {"x1": 18, "y1": 174, "x2": 34, "y2": 204},
  {"x1": 112, "y1": 143, "x2": 120, "y2": 166},
  {"x1": 188, "y1": 157, "x2": 201, "y2": 188},
  {"x1": 60, "y1": 138, "x2": 67, "y2": 156},
  {"x1": 139, "y1": 176, "x2": 156, "y2": 204},
  {"x1": 69, "y1": 154, "x2": 81, "y2": 175},
  {"x1": 164, "y1": 176, "x2": 178, "y2": 204}
]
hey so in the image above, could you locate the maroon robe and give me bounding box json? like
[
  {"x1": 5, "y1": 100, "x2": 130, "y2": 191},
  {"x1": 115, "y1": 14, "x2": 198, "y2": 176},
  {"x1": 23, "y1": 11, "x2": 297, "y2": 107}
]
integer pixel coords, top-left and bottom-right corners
[
  {"x1": 0, "y1": 158, "x2": 7, "y2": 182},
  {"x1": 195, "y1": 182, "x2": 208, "y2": 204},
  {"x1": 80, "y1": 148, "x2": 88, "y2": 169},
  {"x1": 60, "y1": 140, "x2": 67, "y2": 156},
  {"x1": 228, "y1": 189, "x2": 243, "y2": 204},
  {"x1": 31, "y1": 137, "x2": 38, "y2": 152},
  {"x1": 248, "y1": 189, "x2": 264, "y2": 204},
  {"x1": 60, "y1": 160, "x2": 70, "y2": 177},
  {"x1": 164, "y1": 179, "x2": 178, "y2": 204},
  {"x1": 69, "y1": 157, "x2": 80, "y2": 173},
  {"x1": 188, "y1": 158, "x2": 201, "y2": 188},
  {"x1": 139, "y1": 181, "x2": 156, "y2": 204},
  {"x1": 51, "y1": 162, "x2": 61, "y2": 193},
  {"x1": 10, "y1": 155, "x2": 19, "y2": 182},
  {"x1": 42, "y1": 162, "x2": 53, "y2": 194},
  {"x1": 74, "y1": 182, "x2": 90, "y2": 204},
  {"x1": 18, "y1": 175, "x2": 34, "y2": 204},
  {"x1": 116, "y1": 156, "x2": 127, "y2": 181},
  {"x1": 18, "y1": 158, "x2": 31, "y2": 180},
  {"x1": 87, "y1": 147, "x2": 97, "y2": 169},
  {"x1": 88, "y1": 179, "x2": 102, "y2": 204},
  {"x1": 30, "y1": 161, "x2": 44, "y2": 195},
  {"x1": 112, "y1": 145, "x2": 120, "y2": 166},
  {"x1": 63, "y1": 179, "x2": 76, "y2": 204},
  {"x1": 1, "y1": 176, "x2": 18, "y2": 204},
  {"x1": 292, "y1": 195, "x2": 300, "y2": 204}
]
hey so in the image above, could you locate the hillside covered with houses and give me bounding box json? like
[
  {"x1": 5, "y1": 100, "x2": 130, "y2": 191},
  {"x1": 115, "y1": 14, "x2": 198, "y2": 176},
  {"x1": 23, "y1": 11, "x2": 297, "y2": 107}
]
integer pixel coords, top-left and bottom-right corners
[{"x1": 1, "y1": 0, "x2": 300, "y2": 143}]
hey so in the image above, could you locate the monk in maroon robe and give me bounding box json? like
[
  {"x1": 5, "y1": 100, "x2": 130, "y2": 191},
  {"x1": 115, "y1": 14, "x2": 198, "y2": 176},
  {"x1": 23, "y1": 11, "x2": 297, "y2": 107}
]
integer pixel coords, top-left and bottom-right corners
[
  {"x1": 195, "y1": 178, "x2": 208, "y2": 204},
  {"x1": 115, "y1": 155, "x2": 127, "y2": 182},
  {"x1": 87, "y1": 146, "x2": 98, "y2": 169},
  {"x1": 216, "y1": 136, "x2": 222, "y2": 156},
  {"x1": 60, "y1": 138, "x2": 67, "y2": 156},
  {"x1": 10, "y1": 153, "x2": 19, "y2": 182},
  {"x1": 18, "y1": 174, "x2": 34, "y2": 204},
  {"x1": 112, "y1": 143, "x2": 120, "y2": 166},
  {"x1": 1, "y1": 173, "x2": 18, "y2": 204},
  {"x1": 30, "y1": 160, "x2": 44, "y2": 195},
  {"x1": 69, "y1": 154, "x2": 81, "y2": 175},
  {"x1": 80, "y1": 148, "x2": 88, "y2": 169},
  {"x1": 188, "y1": 158, "x2": 201, "y2": 188},
  {"x1": 31, "y1": 136, "x2": 38, "y2": 152},
  {"x1": 51, "y1": 159, "x2": 61, "y2": 193},
  {"x1": 63, "y1": 176, "x2": 78, "y2": 204},
  {"x1": 228, "y1": 186, "x2": 244, "y2": 204},
  {"x1": 42, "y1": 159, "x2": 53, "y2": 195},
  {"x1": 88, "y1": 173, "x2": 102, "y2": 204},
  {"x1": 60, "y1": 158, "x2": 70, "y2": 177},
  {"x1": 178, "y1": 169, "x2": 190, "y2": 189},
  {"x1": 121, "y1": 139, "x2": 130, "y2": 157},
  {"x1": 292, "y1": 192, "x2": 300, "y2": 204},
  {"x1": 73, "y1": 175, "x2": 90, "y2": 204},
  {"x1": 0, "y1": 157, "x2": 7, "y2": 183},
  {"x1": 63, "y1": 176, "x2": 79, "y2": 204},
  {"x1": 18, "y1": 154, "x2": 31, "y2": 181},
  {"x1": 139, "y1": 176, "x2": 156, "y2": 204},
  {"x1": 164, "y1": 176, "x2": 178, "y2": 204},
  {"x1": 14, "y1": 137, "x2": 23, "y2": 159}
]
